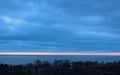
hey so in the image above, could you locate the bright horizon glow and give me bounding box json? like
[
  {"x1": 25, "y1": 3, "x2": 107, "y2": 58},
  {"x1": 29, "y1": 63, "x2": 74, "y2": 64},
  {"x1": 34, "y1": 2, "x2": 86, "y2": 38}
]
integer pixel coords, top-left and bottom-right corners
[{"x1": 0, "y1": 52, "x2": 120, "y2": 56}]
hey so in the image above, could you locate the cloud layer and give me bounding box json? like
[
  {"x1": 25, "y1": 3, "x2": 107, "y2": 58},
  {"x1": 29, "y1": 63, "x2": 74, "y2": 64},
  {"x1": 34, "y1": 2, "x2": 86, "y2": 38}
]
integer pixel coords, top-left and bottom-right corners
[{"x1": 0, "y1": 0, "x2": 120, "y2": 52}]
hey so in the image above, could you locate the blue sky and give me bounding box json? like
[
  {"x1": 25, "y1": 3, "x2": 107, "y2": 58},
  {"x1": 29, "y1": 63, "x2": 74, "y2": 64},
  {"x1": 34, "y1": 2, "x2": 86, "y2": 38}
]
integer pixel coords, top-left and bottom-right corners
[{"x1": 0, "y1": 0, "x2": 120, "y2": 52}]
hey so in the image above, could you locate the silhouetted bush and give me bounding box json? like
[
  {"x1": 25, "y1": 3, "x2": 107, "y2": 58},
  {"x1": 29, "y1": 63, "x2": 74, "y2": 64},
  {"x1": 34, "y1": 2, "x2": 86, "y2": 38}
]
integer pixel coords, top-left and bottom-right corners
[{"x1": 0, "y1": 60, "x2": 120, "y2": 75}]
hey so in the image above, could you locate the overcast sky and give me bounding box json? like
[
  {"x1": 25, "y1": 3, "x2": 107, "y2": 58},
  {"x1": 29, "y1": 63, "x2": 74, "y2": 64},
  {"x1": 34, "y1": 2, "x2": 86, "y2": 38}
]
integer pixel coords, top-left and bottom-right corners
[{"x1": 0, "y1": 0, "x2": 120, "y2": 52}]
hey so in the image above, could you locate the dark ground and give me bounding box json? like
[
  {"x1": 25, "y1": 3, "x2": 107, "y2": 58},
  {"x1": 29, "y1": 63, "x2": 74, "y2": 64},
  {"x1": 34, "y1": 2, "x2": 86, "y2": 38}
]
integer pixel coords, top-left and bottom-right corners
[{"x1": 0, "y1": 59, "x2": 120, "y2": 75}]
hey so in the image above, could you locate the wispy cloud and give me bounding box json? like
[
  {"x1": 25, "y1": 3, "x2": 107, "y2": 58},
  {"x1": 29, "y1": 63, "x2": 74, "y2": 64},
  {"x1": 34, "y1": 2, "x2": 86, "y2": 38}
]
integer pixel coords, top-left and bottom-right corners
[{"x1": 0, "y1": 16, "x2": 27, "y2": 25}]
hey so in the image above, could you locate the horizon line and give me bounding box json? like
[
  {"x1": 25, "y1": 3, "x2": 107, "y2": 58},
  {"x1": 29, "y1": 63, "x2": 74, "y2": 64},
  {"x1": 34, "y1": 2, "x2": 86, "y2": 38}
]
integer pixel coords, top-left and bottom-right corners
[{"x1": 0, "y1": 52, "x2": 120, "y2": 56}]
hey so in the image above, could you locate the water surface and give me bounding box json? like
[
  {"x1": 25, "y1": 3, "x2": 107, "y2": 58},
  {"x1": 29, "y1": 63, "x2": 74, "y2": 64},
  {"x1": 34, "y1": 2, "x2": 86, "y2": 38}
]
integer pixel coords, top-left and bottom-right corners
[{"x1": 0, "y1": 55, "x2": 120, "y2": 64}]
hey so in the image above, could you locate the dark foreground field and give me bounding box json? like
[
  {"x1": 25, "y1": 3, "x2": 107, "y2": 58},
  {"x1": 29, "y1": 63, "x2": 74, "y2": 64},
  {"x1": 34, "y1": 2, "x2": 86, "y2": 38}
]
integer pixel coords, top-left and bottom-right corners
[{"x1": 0, "y1": 60, "x2": 120, "y2": 75}]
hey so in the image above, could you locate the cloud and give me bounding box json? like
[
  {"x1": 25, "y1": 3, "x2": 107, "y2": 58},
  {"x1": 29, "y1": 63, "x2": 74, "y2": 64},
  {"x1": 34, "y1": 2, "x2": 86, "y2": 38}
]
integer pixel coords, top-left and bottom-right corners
[
  {"x1": 0, "y1": 16, "x2": 26, "y2": 24},
  {"x1": 0, "y1": 0, "x2": 120, "y2": 52}
]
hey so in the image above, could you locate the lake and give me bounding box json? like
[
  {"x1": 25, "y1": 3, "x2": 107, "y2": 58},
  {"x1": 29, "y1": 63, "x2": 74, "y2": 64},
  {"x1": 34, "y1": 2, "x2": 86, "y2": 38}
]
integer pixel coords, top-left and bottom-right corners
[{"x1": 0, "y1": 55, "x2": 120, "y2": 64}]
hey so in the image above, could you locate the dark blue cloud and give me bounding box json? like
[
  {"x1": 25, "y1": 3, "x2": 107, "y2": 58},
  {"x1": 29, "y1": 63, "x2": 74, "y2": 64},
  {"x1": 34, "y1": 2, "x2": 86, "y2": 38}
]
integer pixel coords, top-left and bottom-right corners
[{"x1": 0, "y1": 0, "x2": 120, "y2": 52}]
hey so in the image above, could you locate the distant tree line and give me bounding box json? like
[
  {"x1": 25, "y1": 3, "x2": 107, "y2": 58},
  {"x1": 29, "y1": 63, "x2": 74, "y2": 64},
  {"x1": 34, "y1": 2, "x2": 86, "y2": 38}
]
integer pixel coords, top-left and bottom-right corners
[{"x1": 0, "y1": 60, "x2": 120, "y2": 75}]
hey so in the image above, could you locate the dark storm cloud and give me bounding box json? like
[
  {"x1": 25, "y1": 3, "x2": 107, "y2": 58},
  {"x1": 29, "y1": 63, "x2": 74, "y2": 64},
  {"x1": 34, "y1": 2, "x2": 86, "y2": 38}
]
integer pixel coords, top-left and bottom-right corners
[{"x1": 0, "y1": 0, "x2": 120, "y2": 52}]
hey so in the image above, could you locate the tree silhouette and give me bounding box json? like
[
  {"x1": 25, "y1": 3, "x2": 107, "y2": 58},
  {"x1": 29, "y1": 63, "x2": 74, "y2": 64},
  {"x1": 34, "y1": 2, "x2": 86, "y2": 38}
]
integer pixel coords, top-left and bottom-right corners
[{"x1": 0, "y1": 60, "x2": 120, "y2": 75}]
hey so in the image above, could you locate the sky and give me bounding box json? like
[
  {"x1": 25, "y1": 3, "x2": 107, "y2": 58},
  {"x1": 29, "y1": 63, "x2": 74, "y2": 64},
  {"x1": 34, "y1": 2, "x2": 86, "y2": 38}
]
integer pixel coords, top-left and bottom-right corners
[{"x1": 0, "y1": 0, "x2": 120, "y2": 52}]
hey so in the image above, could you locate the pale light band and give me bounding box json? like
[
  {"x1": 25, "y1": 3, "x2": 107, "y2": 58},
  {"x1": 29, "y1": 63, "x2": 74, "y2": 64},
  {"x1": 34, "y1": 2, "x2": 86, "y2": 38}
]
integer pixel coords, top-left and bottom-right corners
[{"x1": 0, "y1": 52, "x2": 120, "y2": 56}]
